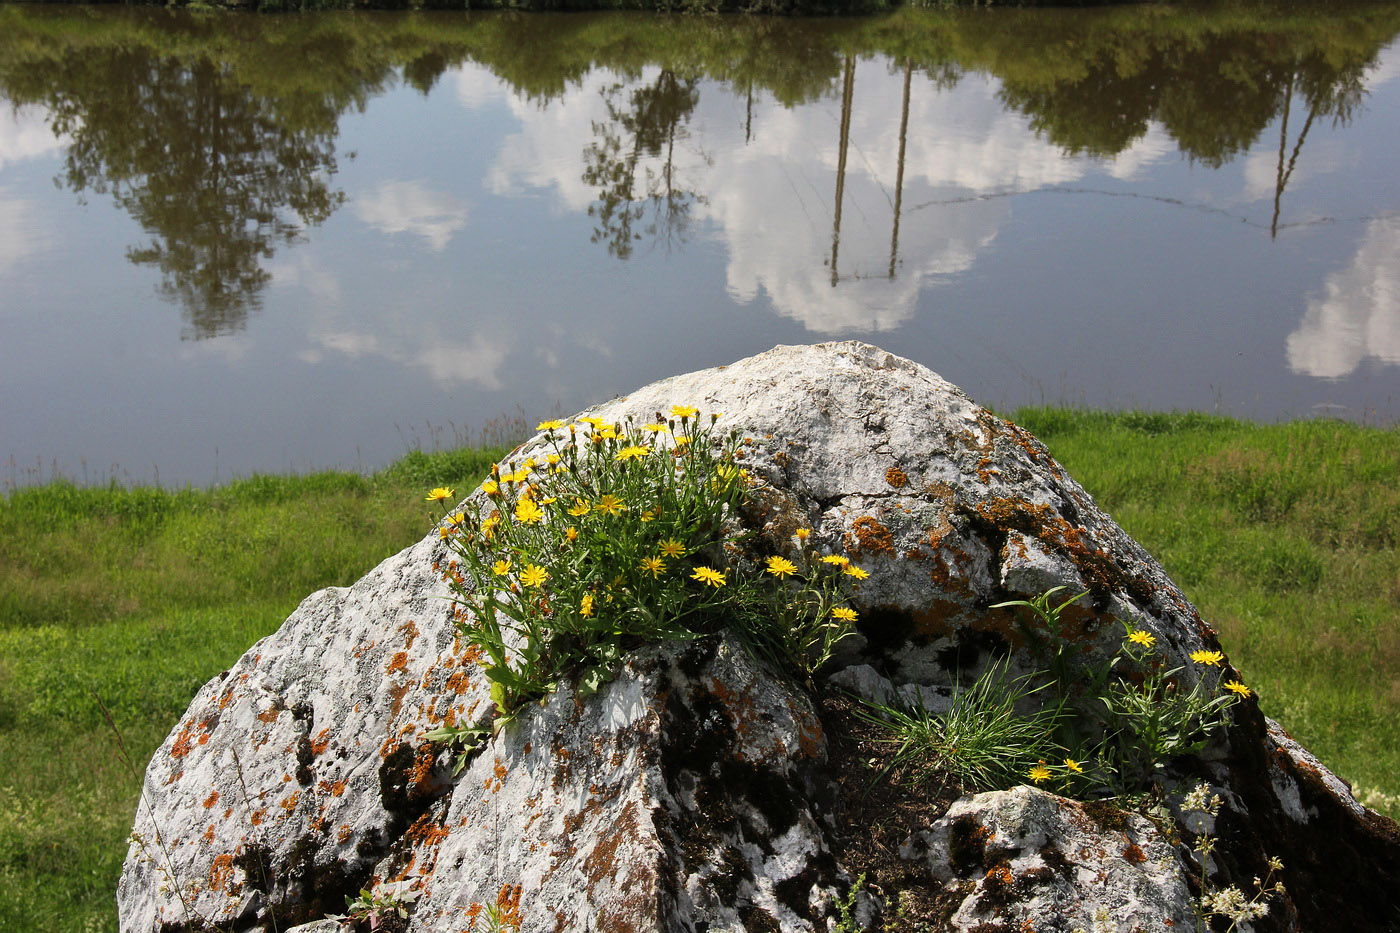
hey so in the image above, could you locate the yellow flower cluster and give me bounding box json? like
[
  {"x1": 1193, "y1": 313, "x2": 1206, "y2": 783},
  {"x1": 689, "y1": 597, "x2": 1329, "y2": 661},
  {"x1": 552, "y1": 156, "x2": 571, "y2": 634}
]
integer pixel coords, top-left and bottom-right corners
[{"x1": 426, "y1": 405, "x2": 865, "y2": 718}]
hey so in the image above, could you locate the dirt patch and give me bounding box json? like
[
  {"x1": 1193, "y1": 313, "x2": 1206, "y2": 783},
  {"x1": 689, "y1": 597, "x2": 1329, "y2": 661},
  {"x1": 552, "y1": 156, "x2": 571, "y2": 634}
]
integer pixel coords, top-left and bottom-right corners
[{"x1": 818, "y1": 690, "x2": 966, "y2": 930}]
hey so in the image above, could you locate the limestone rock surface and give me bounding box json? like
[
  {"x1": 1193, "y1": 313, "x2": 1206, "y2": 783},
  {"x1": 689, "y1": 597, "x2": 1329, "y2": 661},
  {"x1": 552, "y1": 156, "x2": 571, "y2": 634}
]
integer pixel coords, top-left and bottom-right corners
[{"x1": 119, "y1": 342, "x2": 1400, "y2": 932}]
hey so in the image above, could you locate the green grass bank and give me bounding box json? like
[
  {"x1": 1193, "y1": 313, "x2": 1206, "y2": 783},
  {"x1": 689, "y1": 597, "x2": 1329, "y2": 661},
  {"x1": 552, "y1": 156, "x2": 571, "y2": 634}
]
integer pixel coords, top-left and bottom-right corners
[{"x1": 1, "y1": 412, "x2": 1397, "y2": 930}]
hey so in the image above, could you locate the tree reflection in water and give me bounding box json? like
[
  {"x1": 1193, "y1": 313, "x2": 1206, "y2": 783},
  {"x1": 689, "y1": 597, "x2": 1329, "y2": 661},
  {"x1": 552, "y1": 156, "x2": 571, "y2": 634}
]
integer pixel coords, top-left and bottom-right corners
[
  {"x1": 582, "y1": 70, "x2": 708, "y2": 260},
  {"x1": 60, "y1": 54, "x2": 344, "y2": 338},
  {"x1": 1, "y1": 3, "x2": 1396, "y2": 336}
]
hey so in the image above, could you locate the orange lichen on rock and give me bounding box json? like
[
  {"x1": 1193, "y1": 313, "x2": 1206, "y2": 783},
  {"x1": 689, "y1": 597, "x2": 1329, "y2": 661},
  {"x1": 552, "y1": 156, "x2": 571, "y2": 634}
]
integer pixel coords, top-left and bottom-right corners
[
  {"x1": 973, "y1": 496, "x2": 1152, "y2": 603},
  {"x1": 389, "y1": 681, "x2": 412, "y2": 717},
  {"x1": 279, "y1": 792, "x2": 301, "y2": 813},
  {"x1": 170, "y1": 720, "x2": 196, "y2": 759},
  {"x1": 202, "y1": 790, "x2": 219, "y2": 809},
  {"x1": 387, "y1": 651, "x2": 409, "y2": 675},
  {"x1": 408, "y1": 811, "x2": 451, "y2": 849},
  {"x1": 209, "y1": 852, "x2": 235, "y2": 894},
  {"x1": 583, "y1": 800, "x2": 640, "y2": 887},
  {"x1": 794, "y1": 710, "x2": 823, "y2": 759},
  {"x1": 848, "y1": 515, "x2": 896, "y2": 559},
  {"x1": 909, "y1": 599, "x2": 973, "y2": 640},
  {"x1": 484, "y1": 756, "x2": 508, "y2": 794},
  {"x1": 706, "y1": 677, "x2": 759, "y2": 757},
  {"x1": 406, "y1": 745, "x2": 439, "y2": 796},
  {"x1": 311, "y1": 727, "x2": 332, "y2": 756},
  {"x1": 445, "y1": 668, "x2": 474, "y2": 695},
  {"x1": 885, "y1": 466, "x2": 909, "y2": 488}
]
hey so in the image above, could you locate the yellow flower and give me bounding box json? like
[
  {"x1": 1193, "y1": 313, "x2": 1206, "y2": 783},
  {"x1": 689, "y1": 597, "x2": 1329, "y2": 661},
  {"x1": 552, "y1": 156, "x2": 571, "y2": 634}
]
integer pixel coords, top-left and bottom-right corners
[
  {"x1": 843, "y1": 564, "x2": 870, "y2": 580},
  {"x1": 1224, "y1": 680, "x2": 1251, "y2": 698},
  {"x1": 820, "y1": 555, "x2": 850, "y2": 567},
  {"x1": 577, "y1": 416, "x2": 606, "y2": 428},
  {"x1": 537, "y1": 420, "x2": 564, "y2": 430},
  {"x1": 481, "y1": 514, "x2": 500, "y2": 539},
  {"x1": 1028, "y1": 762, "x2": 1053, "y2": 784},
  {"x1": 832, "y1": 607, "x2": 858, "y2": 623},
  {"x1": 520, "y1": 564, "x2": 549, "y2": 588},
  {"x1": 568, "y1": 498, "x2": 591, "y2": 517},
  {"x1": 540, "y1": 496, "x2": 557, "y2": 506},
  {"x1": 658, "y1": 539, "x2": 685, "y2": 558},
  {"x1": 1064, "y1": 758, "x2": 1084, "y2": 774},
  {"x1": 514, "y1": 498, "x2": 544, "y2": 524},
  {"x1": 673, "y1": 436, "x2": 692, "y2": 447},
  {"x1": 426, "y1": 487, "x2": 455, "y2": 502},
  {"x1": 492, "y1": 559, "x2": 512, "y2": 576},
  {"x1": 615, "y1": 445, "x2": 650, "y2": 462},
  {"x1": 438, "y1": 526, "x2": 455, "y2": 539},
  {"x1": 640, "y1": 557, "x2": 666, "y2": 578},
  {"x1": 565, "y1": 526, "x2": 578, "y2": 542},
  {"x1": 482, "y1": 480, "x2": 500, "y2": 496},
  {"x1": 642, "y1": 423, "x2": 668, "y2": 433},
  {"x1": 1128, "y1": 630, "x2": 1156, "y2": 648},
  {"x1": 691, "y1": 566, "x2": 726, "y2": 587},
  {"x1": 1190, "y1": 649, "x2": 1225, "y2": 667},
  {"x1": 670, "y1": 405, "x2": 698, "y2": 419},
  {"x1": 580, "y1": 593, "x2": 594, "y2": 618},
  {"x1": 795, "y1": 528, "x2": 811, "y2": 541},
  {"x1": 594, "y1": 495, "x2": 626, "y2": 517},
  {"x1": 640, "y1": 510, "x2": 656, "y2": 523},
  {"x1": 599, "y1": 426, "x2": 618, "y2": 440},
  {"x1": 765, "y1": 556, "x2": 798, "y2": 579},
  {"x1": 547, "y1": 454, "x2": 561, "y2": 465}
]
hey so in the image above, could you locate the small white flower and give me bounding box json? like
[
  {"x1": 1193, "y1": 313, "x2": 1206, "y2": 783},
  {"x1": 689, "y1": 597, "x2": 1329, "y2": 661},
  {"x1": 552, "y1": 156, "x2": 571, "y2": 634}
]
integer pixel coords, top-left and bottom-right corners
[{"x1": 1183, "y1": 782, "x2": 1222, "y2": 816}]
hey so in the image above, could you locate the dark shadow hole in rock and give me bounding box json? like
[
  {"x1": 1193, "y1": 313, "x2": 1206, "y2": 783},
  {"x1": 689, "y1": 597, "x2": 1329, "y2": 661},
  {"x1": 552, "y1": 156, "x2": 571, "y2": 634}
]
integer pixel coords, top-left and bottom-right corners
[
  {"x1": 772, "y1": 853, "x2": 839, "y2": 924},
  {"x1": 855, "y1": 605, "x2": 918, "y2": 658},
  {"x1": 935, "y1": 628, "x2": 1011, "y2": 678},
  {"x1": 947, "y1": 814, "x2": 987, "y2": 878},
  {"x1": 719, "y1": 759, "x2": 801, "y2": 840}
]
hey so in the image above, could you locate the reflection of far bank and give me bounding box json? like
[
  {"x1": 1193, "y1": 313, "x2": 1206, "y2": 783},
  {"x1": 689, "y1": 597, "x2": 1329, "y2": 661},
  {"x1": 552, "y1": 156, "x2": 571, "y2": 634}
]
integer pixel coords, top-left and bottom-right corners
[
  {"x1": 689, "y1": 60, "x2": 1167, "y2": 334},
  {"x1": 4, "y1": 3, "x2": 1398, "y2": 340},
  {"x1": 1287, "y1": 217, "x2": 1400, "y2": 379}
]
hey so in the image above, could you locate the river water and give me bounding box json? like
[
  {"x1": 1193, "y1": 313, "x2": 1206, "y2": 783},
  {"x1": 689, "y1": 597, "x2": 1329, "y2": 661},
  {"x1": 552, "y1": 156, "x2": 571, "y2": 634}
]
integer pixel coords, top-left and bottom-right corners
[{"x1": 2, "y1": 5, "x2": 1398, "y2": 486}]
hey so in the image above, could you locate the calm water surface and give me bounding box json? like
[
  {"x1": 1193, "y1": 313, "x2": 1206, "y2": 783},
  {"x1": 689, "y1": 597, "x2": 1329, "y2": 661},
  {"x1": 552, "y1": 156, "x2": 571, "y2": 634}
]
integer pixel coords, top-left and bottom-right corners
[{"x1": 3, "y1": 5, "x2": 1399, "y2": 486}]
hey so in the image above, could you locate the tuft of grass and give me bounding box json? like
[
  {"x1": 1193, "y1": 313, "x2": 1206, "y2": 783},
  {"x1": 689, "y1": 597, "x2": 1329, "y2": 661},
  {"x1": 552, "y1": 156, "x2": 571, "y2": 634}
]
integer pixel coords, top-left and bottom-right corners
[
  {"x1": 1011, "y1": 408, "x2": 1400, "y2": 822},
  {"x1": 857, "y1": 655, "x2": 1068, "y2": 794}
]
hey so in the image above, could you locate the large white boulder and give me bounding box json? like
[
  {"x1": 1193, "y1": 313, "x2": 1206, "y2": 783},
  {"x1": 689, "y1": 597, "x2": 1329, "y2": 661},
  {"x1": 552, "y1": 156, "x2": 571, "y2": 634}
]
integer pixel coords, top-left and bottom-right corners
[{"x1": 119, "y1": 342, "x2": 1400, "y2": 932}]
